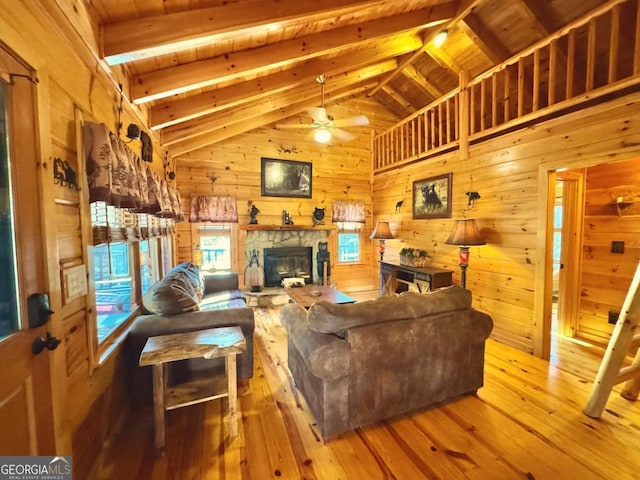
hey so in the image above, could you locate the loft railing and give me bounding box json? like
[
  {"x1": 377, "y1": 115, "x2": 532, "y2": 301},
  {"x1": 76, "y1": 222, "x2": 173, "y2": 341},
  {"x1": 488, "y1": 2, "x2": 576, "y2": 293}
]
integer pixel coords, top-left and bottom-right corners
[
  {"x1": 373, "y1": 0, "x2": 640, "y2": 173},
  {"x1": 372, "y1": 89, "x2": 460, "y2": 171}
]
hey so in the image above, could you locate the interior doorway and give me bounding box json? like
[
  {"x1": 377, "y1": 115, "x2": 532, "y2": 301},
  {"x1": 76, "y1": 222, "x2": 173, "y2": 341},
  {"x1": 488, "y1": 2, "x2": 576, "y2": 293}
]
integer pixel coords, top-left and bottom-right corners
[{"x1": 552, "y1": 170, "x2": 585, "y2": 339}]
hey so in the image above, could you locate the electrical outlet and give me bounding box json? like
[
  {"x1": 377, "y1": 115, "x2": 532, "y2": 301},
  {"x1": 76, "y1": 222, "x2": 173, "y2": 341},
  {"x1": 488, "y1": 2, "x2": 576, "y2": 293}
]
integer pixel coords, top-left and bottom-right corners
[
  {"x1": 611, "y1": 241, "x2": 624, "y2": 254},
  {"x1": 608, "y1": 310, "x2": 619, "y2": 325}
]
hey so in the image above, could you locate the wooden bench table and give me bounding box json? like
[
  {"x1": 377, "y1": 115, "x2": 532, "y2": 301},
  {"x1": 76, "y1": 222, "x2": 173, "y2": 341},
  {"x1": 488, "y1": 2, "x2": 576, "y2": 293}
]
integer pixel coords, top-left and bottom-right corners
[{"x1": 139, "y1": 326, "x2": 246, "y2": 455}]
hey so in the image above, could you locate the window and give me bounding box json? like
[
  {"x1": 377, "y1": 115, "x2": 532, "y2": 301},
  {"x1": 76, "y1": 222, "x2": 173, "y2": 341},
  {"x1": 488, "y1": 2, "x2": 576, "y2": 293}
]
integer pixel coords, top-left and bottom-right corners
[
  {"x1": 0, "y1": 81, "x2": 19, "y2": 339},
  {"x1": 90, "y1": 201, "x2": 173, "y2": 346},
  {"x1": 337, "y1": 222, "x2": 362, "y2": 263},
  {"x1": 92, "y1": 242, "x2": 135, "y2": 342},
  {"x1": 198, "y1": 224, "x2": 232, "y2": 271},
  {"x1": 139, "y1": 238, "x2": 160, "y2": 295}
]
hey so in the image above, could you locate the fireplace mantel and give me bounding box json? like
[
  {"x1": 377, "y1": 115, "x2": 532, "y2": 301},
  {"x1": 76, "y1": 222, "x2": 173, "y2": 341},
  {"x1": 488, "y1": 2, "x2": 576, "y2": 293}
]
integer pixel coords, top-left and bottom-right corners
[{"x1": 239, "y1": 224, "x2": 336, "y2": 231}]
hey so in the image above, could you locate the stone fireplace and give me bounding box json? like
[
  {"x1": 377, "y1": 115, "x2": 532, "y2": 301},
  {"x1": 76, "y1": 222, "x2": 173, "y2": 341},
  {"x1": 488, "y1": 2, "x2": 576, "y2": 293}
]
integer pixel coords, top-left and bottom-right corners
[
  {"x1": 243, "y1": 227, "x2": 332, "y2": 288},
  {"x1": 263, "y1": 246, "x2": 313, "y2": 287}
]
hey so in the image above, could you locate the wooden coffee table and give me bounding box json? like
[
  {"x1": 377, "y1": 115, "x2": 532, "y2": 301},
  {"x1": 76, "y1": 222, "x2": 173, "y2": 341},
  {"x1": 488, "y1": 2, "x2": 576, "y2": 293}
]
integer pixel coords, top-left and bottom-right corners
[
  {"x1": 286, "y1": 285, "x2": 356, "y2": 309},
  {"x1": 139, "y1": 326, "x2": 246, "y2": 454}
]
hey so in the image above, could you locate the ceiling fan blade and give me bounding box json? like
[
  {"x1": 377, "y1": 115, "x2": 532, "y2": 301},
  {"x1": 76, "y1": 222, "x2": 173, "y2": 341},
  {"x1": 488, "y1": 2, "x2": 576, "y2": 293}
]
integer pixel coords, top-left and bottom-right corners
[
  {"x1": 331, "y1": 128, "x2": 356, "y2": 141},
  {"x1": 276, "y1": 123, "x2": 315, "y2": 129},
  {"x1": 307, "y1": 107, "x2": 328, "y2": 123},
  {"x1": 333, "y1": 115, "x2": 370, "y2": 127}
]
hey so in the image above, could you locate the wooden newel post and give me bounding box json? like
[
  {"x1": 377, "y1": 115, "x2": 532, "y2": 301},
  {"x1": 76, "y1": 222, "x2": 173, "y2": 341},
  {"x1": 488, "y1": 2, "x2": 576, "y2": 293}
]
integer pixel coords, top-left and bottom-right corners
[{"x1": 583, "y1": 261, "x2": 640, "y2": 418}]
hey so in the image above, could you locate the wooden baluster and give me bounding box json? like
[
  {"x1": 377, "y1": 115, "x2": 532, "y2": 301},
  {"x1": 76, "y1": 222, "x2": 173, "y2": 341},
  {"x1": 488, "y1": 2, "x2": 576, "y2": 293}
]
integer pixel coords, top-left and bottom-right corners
[
  {"x1": 430, "y1": 108, "x2": 436, "y2": 150},
  {"x1": 517, "y1": 57, "x2": 525, "y2": 117},
  {"x1": 533, "y1": 49, "x2": 540, "y2": 112},
  {"x1": 609, "y1": 4, "x2": 620, "y2": 83},
  {"x1": 480, "y1": 78, "x2": 486, "y2": 132},
  {"x1": 469, "y1": 83, "x2": 476, "y2": 135},
  {"x1": 400, "y1": 123, "x2": 404, "y2": 161},
  {"x1": 423, "y1": 112, "x2": 428, "y2": 152},
  {"x1": 549, "y1": 39, "x2": 557, "y2": 105},
  {"x1": 382, "y1": 133, "x2": 387, "y2": 167},
  {"x1": 411, "y1": 117, "x2": 416, "y2": 158},
  {"x1": 416, "y1": 114, "x2": 421, "y2": 156},
  {"x1": 567, "y1": 29, "x2": 575, "y2": 98},
  {"x1": 491, "y1": 74, "x2": 498, "y2": 128},
  {"x1": 454, "y1": 93, "x2": 459, "y2": 141},
  {"x1": 586, "y1": 19, "x2": 596, "y2": 91},
  {"x1": 504, "y1": 66, "x2": 511, "y2": 122},
  {"x1": 635, "y1": 0, "x2": 640, "y2": 74},
  {"x1": 459, "y1": 70, "x2": 469, "y2": 160},
  {"x1": 446, "y1": 97, "x2": 452, "y2": 143},
  {"x1": 438, "y1": 102, "x2": 444, "y2": 147}
]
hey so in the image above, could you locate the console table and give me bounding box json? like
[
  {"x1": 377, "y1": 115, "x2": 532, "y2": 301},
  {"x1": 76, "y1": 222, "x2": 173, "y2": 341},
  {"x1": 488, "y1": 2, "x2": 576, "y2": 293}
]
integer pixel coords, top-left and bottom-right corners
[{"x1": 379, "y1": 262, "x2": 453, "y2": 296}]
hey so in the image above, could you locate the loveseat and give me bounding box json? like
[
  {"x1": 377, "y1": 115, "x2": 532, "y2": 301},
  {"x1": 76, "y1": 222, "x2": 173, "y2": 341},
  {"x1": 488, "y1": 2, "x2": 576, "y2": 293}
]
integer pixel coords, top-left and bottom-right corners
[
  {"x1": 280, "y1": 286, "x2": 493, "y2": 440},
  {"x1": 128, "y1": 262, "x2": 255, "y2": 405}
]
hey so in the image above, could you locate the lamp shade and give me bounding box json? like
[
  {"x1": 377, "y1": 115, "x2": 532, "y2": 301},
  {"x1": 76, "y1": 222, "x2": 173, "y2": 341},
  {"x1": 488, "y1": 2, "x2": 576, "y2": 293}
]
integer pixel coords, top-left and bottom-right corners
[
  {"x1": 445, "y1": 219, "x2": 485, "y2": 246},
  {"x1": 370, "y1": 221, "x2": 394, "y2": 239}
]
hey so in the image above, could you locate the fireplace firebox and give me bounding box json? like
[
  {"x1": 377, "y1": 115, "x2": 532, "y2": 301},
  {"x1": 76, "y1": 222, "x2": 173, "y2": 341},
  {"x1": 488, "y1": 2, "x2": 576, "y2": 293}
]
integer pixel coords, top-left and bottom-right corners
[{"x1": 263, "y1": 247, "x2": 313, "y2": 287}]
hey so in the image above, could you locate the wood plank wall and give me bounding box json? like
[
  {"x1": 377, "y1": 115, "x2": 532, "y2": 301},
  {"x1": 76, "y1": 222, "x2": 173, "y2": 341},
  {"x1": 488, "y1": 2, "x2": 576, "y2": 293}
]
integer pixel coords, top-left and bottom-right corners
[
  {"x1": 373, "y1": 91, "x2": 640, "y2": 353},
  {"x1": 174, "y1": 97, "x2": 398, "y2": 293},
  {"x1": 0, "y1": 2, "x2": 166, "y2": 477},
  {"x1": 578, "y1": 158, "x2": 640, "y2": 344}
]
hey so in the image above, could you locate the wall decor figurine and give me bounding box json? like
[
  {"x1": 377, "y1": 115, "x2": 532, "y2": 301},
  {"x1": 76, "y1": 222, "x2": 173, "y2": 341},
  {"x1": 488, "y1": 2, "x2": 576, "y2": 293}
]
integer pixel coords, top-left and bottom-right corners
[
  {"x1": 249, "y1": 204, "x2": 260, "y2": 224},
  {"x1": 312, "y1": 207, "x2": 325, "y2": 225},
  {"x1": 317, "y1": 241, "x2": 331, "y2": 285}
]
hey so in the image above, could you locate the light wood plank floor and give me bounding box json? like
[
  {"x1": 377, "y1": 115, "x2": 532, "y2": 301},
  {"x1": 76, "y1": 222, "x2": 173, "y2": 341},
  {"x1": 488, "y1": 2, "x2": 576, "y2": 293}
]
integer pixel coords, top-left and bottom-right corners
[{"x1": 89, "y1": 306, "x2": 640, "y2": 479}]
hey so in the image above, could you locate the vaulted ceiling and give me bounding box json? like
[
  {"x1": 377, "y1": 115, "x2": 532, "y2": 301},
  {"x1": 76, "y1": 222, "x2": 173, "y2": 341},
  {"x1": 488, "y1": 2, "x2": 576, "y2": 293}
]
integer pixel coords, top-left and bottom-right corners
[{"x1": 85, "y1": 0, "x2": 611, "y2": 156}]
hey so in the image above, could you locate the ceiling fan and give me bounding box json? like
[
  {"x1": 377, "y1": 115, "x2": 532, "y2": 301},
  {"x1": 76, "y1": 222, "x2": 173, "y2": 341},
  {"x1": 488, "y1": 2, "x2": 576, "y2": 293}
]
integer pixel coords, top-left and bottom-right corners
[{"x1": 277, "y1": 74, "x2": 369, "y2": 143}]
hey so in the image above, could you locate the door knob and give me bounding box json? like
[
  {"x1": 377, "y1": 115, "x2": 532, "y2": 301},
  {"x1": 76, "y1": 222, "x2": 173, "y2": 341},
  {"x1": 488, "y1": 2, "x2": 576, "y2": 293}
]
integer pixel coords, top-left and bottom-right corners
[{"x1": 32, "y1": 331, "x2": 61, "y2": 355}]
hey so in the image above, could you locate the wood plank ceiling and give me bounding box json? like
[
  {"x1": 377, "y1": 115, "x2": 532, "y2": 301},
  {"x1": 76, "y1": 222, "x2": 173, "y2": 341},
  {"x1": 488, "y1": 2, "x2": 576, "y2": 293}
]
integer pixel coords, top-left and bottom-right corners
[{"x1": 85, "y1": 0, "x2": 610, "y2": 156}]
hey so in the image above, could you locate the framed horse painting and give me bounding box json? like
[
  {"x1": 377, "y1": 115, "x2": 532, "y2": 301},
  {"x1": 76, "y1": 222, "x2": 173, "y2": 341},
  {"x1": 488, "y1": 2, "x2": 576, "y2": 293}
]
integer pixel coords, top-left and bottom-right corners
[{"x1": 412, "y1": 173, "x2": 452, "y2": 219}]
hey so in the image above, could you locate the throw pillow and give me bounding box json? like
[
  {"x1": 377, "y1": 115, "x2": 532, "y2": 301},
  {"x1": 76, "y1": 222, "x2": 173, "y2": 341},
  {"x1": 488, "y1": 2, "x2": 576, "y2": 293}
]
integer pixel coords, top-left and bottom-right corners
[{"x1": 142, "y1": 263, "x2": 201, "y2": 315}]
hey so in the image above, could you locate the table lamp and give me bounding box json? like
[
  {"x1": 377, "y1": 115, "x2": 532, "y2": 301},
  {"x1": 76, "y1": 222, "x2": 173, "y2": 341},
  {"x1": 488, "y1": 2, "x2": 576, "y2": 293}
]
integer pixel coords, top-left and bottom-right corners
[
  {"x1": 370, "y1": 221, "x2": 394, "y2": 262},
  {"x1": 445, "y1": 219, "x2": 485, "y2": 289}
]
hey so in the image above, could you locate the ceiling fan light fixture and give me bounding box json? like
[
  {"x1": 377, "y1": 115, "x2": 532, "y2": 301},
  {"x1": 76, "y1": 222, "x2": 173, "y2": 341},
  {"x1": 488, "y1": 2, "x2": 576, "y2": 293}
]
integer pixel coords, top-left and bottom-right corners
[
  {"x1": 433, "y1": 29, "x2": 448, "y2": 48},
  {"x1": 314, "y1": 127, "x2": 332, "y2": 144}
]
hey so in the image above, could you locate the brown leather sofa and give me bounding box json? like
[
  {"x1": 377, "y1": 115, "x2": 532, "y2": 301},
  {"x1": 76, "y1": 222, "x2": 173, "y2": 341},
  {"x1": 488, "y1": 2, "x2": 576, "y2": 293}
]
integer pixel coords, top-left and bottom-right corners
[{"x1": 280, "y1": 286, "x2": 493, "y2": 440}]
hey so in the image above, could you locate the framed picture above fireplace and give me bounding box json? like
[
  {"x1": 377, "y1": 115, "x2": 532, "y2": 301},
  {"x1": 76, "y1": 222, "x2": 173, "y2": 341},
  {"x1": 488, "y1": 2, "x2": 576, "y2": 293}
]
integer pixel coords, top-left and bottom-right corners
[{"x1": 261, "y1": 157, "x2": 312, "y2": 198}]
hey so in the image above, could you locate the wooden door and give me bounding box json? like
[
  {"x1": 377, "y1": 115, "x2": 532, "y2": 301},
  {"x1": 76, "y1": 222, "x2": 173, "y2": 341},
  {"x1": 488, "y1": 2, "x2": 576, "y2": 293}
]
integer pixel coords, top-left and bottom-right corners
[
  {"x1": 0, "y1": 49, "x2": 56, "y2": 454},
  {"x1": 555, "y1": 170, "x2": 585, "y2": 338}
]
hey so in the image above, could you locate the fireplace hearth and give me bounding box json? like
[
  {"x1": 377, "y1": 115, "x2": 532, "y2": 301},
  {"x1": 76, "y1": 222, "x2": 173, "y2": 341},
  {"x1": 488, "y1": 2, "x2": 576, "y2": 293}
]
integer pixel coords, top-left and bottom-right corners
[{"x1": 263, "y1": 247, "x2": 313, "y2": 287}]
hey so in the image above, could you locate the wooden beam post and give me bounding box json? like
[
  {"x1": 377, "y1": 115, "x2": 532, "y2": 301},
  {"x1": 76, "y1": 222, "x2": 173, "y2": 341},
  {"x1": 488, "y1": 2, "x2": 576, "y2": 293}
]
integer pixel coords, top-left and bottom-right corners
[{"x1": 459, "y1": 70, "x2": 469, "y2": 160}]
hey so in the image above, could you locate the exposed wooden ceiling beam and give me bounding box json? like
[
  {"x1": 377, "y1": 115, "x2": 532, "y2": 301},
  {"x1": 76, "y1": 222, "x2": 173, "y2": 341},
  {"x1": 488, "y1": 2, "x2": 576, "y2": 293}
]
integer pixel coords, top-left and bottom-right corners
[
  {"x1": 424, "y1": 43, "x2": 465, "y2": 76},
  {"x1": 103, "y1": 0, "x2": 393, "y2": 64},
  {"x1": 368, "y1": 0, "x2": 485, "y2": 96},
  {"x1": 400, "y1": 64, "x2": 444, "y2": 100},
  {"x1": 149, "y1": 41, "x2": 413, "y2": 129},
  {"x1": 379, "y1": 84, "x2": 415, "y2": 114},
  {"x1": 161, "y1": 71, "x2": 384, "y2": 145},
  {"x1": 131, "y1": 5, "x2": 455, "y2": 103},
  {"x1": 168, "y1": 83, "x2": 375, "y2": 156},
  {"x1": 517, "y1": 0, "x2": 554, "y2": 36},
  {"x1": 458, "y1": 12, "x2": 510, "y2": 63}
]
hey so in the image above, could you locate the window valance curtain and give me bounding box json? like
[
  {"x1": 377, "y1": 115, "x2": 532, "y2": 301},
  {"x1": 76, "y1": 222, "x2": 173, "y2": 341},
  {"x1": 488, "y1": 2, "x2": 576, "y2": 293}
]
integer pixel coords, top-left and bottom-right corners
[
  {"x1": 332, "y1": 200, "x2": 365, "y2": 223},
  {"x1": 91, "y1": 201, "x2": 175, "y2": 246},
  {"x1": 189, "y1": 195, "x2": 238, "y2": 223},
  {"x1": 83, "y1": 121, "x2": 183, "y2": 220}
]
